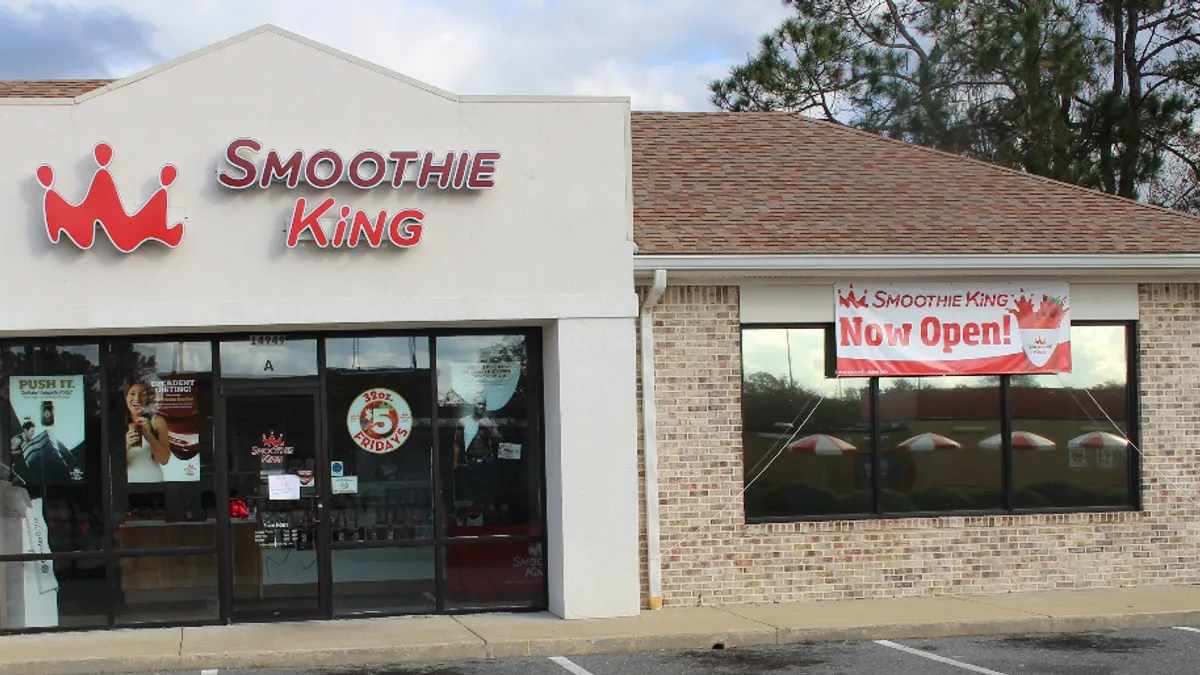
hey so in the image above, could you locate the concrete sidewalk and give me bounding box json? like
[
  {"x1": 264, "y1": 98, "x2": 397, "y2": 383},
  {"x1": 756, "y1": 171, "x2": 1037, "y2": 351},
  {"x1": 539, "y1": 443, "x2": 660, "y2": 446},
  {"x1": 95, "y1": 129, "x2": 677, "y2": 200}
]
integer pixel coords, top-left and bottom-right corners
[{"x1": 7, "y1": 585, "x2": 1200, "y2": 674}]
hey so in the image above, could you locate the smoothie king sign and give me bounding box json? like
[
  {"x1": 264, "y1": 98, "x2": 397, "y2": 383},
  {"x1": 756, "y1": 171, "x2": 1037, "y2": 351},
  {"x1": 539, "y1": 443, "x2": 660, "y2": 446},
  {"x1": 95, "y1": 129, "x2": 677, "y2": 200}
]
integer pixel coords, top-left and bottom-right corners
[{"x1": 835, "y1": 282, "x2": 1071, "y2": 376}]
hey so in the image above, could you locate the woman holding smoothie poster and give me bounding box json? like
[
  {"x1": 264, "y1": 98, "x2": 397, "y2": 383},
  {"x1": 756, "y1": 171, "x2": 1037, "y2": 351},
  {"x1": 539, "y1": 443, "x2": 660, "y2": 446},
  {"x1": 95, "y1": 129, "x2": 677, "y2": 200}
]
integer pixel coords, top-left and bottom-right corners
[{"x1": 123, "y1": 378, "x2": 171, "y2": 483}]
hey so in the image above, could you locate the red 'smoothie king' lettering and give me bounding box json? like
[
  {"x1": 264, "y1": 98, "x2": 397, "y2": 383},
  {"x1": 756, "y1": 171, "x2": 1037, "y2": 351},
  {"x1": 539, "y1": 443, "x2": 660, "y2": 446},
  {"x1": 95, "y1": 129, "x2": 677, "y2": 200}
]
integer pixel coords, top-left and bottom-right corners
[{"x1": 217, "y1": 139, "x2": 500, "y2": 190}]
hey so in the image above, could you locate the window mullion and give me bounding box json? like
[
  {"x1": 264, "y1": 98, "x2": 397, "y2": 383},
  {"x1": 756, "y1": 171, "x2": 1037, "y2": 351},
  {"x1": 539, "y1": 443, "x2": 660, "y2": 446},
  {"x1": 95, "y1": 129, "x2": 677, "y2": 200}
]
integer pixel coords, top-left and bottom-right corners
[
  {"x1": 1000, "y1": 374, "x2": 1013, "y2": 513},
  {"x1": 870, "y1": 377, "x2": 881, "y2": 517}
]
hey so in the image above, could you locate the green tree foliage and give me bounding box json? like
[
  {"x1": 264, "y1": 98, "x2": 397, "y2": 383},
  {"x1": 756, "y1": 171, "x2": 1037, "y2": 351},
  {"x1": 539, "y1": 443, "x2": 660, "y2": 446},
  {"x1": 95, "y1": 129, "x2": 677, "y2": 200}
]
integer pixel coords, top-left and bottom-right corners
[{"x1": 712, "y1": 0, "x2": 1200, "y2": 212}]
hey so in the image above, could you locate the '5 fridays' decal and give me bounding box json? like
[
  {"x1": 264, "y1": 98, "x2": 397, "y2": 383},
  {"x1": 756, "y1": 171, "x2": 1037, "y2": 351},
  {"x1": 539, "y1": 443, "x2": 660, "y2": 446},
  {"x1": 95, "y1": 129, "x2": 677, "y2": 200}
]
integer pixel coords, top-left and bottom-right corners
[{"x1": 347, "y1": 388, "x2": 412, "y2": 454}]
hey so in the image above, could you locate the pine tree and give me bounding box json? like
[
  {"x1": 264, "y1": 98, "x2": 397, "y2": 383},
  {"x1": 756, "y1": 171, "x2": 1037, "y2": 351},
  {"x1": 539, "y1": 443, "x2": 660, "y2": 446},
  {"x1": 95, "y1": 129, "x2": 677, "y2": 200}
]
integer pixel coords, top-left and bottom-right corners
[{"x1": 712, "y1": 0, "x2": 1200, "y2": 212}]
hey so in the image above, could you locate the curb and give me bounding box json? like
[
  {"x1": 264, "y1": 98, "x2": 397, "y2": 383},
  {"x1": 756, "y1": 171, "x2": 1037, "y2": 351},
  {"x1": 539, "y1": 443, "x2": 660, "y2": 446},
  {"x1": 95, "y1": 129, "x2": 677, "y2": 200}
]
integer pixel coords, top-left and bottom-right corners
[{"x1": 6, "y1": 610, "x2": 1200, "y2": 674}]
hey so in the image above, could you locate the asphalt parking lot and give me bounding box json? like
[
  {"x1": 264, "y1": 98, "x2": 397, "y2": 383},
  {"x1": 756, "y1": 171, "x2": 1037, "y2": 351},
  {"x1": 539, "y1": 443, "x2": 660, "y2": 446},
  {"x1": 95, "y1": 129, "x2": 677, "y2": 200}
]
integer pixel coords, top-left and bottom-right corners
[{"x1": 132, "y1": 626, "x2": 1200, "y2": 675}]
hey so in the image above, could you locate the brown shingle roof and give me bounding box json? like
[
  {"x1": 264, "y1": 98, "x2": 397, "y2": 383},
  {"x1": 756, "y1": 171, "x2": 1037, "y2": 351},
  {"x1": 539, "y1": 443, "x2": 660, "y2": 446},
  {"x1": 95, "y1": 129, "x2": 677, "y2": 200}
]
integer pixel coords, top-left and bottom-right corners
[
  {"x1": 0, "y1": 79, "x2": 113, "y2": 98},
  {"x1": 632, "y1": 111, "x2": 1200, "y2": 255}
]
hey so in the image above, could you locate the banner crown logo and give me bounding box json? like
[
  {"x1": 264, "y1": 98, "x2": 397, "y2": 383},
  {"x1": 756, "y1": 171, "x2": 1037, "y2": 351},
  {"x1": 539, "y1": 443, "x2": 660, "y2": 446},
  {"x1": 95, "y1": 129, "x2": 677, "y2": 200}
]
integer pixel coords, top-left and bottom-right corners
[
  {"x1": 262, "y1": 431, "x2": 285, "y2": 448},
  {"x1": 837, "y1": 286, "x2": 869, "y2": 309},
  {"x1": 36, "y1": 143, "x2": 184, "y2": 253}
]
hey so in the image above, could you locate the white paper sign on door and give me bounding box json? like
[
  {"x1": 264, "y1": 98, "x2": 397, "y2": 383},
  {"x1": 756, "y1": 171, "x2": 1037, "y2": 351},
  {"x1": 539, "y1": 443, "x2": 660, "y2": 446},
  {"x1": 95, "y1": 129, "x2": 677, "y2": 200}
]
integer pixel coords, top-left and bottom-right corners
[{"x1": 268, "y1": 474, "x2": 301, "y2": 500}]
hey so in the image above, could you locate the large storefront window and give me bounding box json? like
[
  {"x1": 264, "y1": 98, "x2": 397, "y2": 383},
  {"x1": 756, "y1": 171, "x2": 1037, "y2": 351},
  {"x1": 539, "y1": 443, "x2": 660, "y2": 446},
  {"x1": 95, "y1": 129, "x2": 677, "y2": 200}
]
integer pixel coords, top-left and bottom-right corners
[
  {"x1": 108, "y1": 342, "x2": 216, "y2": 542},
  {"x1": 878, "y1": 376, "x2": 1003, "y2": 512},
  {"x1": 325, "y1": 337, "x2": 436, "y2": 616},
  {"x1": 107, "y1": 341, "x2": 218, "y2": 626},
  {"x1": 741, "y1": 329, "x2": 871, "y2": 518},
  {"x1": 436, "y1": 335, "x2": 544, "y2": 609},
  {"x1": 0, "y1": 330, "x2": 544, "y2": 632},
  {"x1": 0, "y1": 343, "x2": 103, "y2": 629},
  {"x1": 326, "y1": 337, "x2": 434, "y2": 544},
  {"x1": 1011, "y1": 325, "x2": 1132, "y2": 508},
  {"x1": 742, "y1": 324, "x2": 1137, "y2": 521}
]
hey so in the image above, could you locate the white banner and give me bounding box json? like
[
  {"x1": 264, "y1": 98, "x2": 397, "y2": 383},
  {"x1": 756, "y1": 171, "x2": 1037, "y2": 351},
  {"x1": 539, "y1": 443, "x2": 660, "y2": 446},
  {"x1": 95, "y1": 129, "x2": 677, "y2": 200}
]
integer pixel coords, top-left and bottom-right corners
[{"x1": 835, "y1": 282, "x2": 1072, "y2": 376}]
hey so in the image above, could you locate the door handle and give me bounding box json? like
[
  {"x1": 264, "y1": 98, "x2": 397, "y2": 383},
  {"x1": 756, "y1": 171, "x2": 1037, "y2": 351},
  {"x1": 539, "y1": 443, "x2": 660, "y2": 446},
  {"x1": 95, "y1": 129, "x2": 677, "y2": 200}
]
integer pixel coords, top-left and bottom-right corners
[{"x1": 313, "y1": 501, "x2": 324, "y2": 524}]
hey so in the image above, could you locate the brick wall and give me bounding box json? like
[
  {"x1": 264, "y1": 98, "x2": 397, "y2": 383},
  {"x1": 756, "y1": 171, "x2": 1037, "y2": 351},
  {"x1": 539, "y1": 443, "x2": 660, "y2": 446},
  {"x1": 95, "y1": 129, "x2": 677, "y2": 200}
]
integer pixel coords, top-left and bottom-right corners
[{"x1": 635, "y1": 283, "x2": 1200, "y2": 607}]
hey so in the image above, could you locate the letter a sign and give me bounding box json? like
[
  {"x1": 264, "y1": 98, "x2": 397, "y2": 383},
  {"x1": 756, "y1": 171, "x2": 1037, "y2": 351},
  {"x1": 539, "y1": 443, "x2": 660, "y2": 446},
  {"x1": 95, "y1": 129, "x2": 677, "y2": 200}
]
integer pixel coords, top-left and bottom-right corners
[{"x1": 834, "y1": 282, "x2": 1071, "y2": 376}]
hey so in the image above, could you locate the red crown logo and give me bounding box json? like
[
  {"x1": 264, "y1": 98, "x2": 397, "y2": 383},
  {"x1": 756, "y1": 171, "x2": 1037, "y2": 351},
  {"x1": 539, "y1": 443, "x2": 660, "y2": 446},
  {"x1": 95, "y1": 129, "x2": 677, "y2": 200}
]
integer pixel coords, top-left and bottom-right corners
[
  {"x1": 36, "y1": 143, "x2": 184, "y2": 253},
  {"x1": 838, "y1": 285, "x2": 869, "y2": 309},
  {"x1": 262, "y1": 431, "x2": 285, "y2": 448}
]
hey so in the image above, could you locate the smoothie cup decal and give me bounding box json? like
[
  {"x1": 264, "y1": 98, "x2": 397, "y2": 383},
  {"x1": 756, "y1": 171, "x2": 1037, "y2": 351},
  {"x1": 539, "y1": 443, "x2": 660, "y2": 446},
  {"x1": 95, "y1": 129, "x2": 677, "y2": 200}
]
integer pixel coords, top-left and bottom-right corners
[{"x1": 1009, "y1": 292, "x2": 1068, "y2": 368}]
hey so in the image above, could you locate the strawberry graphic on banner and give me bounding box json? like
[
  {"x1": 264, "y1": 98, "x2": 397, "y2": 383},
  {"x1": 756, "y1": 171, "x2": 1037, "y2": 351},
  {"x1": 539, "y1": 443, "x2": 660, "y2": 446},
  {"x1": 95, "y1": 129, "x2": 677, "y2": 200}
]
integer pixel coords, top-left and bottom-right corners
[
  {"x1": 834, "y1": 282, "x2": 1071, "y2": 376},
  {"x1": 1009, "y1": 292, "x2": 1068, "y2": 368}
]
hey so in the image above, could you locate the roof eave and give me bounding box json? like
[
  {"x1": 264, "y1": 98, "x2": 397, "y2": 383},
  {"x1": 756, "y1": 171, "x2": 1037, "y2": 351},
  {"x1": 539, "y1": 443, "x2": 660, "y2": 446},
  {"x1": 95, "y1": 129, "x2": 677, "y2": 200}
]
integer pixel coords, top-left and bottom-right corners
[{"x1": 632, "y1": 253, "x2": 1200, "y2": 281}]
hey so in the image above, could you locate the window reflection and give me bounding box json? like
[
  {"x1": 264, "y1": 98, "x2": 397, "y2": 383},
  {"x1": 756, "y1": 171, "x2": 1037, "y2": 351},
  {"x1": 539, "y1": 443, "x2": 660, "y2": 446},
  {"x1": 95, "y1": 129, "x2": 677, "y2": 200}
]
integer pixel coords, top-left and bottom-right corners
[
  {"x1": 742, "y1": 329, "x2": 871, "y2": 518},
  {"x1": 740, "y1": 324, "x2": 1135, "y2": 520},
  {"x1": 445, "y1": 542, "x2": 543, "y2": 610},
  {"x1": 0, "y1": 557, "x2": 107, "y2": 629},
  {"x1": 1011, "y1": 325, "x2": 1132, "y2": 508},
  {"x1": 332, "y1": 547, "x2": 436, "y2": 616},
  {"x1": 878, "y1": 376, "x2": 1002, "y2": 512},
  {"x1": 115, "y1": 554, "x2": 219, "y2": 624},
  {"x1": 0, "y1": 344, "x2": 103, "y2": 552},
  {"x1": 437, "y1": 335, "x2": 541, "y2": 535},
  {"x1": 326, "y1": 337, "x2": 434, "y2": 542},
  {"x1": 108, "y1": 342, "x2": 216, "y2": 548},
  {"x1": 219, "y1": 339, "x2": 317, "y2": 379}
]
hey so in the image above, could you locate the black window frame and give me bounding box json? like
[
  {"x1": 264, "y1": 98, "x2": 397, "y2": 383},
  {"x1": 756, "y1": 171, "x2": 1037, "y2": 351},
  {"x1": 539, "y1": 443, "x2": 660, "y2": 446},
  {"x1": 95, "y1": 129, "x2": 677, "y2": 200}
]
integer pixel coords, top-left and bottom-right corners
[{"x1": 740, "y1": 321, "x2": 1141, "y2": 524}]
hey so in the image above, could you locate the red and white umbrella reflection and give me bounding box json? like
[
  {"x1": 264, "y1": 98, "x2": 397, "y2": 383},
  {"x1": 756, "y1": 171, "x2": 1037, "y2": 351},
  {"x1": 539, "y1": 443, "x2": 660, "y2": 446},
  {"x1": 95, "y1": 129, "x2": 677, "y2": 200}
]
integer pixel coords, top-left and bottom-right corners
[
  {"x1": 979, "y1": 431, "x2": 1056, "y2": 452},
  {"x1": 1068, "y1": 432, "x2": 1129, "y2": 451},
  {"x1": 789, "y1": 434, "x2": 857, "y2": 456},
  {"x1": 895, "y1": 433, "x2": 961, "y2": 452}
]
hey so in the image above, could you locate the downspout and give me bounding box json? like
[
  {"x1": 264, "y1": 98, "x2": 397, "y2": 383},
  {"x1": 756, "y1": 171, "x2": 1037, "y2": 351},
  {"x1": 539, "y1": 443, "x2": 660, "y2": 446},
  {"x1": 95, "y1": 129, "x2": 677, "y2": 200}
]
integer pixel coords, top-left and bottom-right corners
[{"x1": 640, "y1": 269, "x2": 667, "y2": 610}]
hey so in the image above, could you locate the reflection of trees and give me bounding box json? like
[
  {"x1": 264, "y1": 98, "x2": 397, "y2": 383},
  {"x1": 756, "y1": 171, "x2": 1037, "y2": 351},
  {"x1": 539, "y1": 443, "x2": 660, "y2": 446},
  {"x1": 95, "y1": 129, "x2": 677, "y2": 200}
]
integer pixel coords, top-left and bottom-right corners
[
  {"x1": 743, "y1": 371, "x2": 866, "y2": 433},
  {"x1": 1, "y1": 346, "x2": 103, "y2": 423},
  {"x1": 106, "y1": 343, "x2": 160, "y2": 388},
  {"x1": 437, "y1": 335, "x2": 530, "y2": 410},
  {"x1": 885, "y1": 375, "x2": 1043, "y2": 391},
  {"x1": 480, "y1": 335, "x2": 528, "y2": 405}
]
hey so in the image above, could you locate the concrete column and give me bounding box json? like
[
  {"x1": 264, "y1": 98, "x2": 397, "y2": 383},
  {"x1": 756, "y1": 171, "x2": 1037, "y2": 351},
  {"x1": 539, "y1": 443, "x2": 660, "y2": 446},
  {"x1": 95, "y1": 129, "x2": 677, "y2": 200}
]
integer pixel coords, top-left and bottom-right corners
[{"x1": 543, "y1": 317, "x2": 640, "y2": 618}]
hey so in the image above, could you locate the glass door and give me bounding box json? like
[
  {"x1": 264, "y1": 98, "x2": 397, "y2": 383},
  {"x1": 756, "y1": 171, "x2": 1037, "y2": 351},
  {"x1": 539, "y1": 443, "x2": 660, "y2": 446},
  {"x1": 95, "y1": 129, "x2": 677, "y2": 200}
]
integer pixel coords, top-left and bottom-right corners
[{"x1": 222, "y1": 391, "x2": 327, "y2": 620}]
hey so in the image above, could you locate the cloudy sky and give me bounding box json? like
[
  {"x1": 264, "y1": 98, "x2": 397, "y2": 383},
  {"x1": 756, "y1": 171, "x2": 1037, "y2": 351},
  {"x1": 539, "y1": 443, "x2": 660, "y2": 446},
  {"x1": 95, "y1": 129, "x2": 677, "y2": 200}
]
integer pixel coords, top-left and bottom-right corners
[{"x1": 0, "y1": 0, "x2": 792, "y2": 110}]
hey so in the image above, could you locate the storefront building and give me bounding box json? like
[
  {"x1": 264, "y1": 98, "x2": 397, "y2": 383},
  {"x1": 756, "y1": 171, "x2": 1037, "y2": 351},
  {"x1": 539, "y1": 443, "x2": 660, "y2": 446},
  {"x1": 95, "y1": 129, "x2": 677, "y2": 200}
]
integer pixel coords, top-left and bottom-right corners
[
  {"x1": 0, "y1": 26, "x2": 640, "y2": 630},
  {"x1": 631, "y1": 113, "x2": 1200, "y2": 607},
  {"x1": 4, "y1": 25, "x2": 1200, "y2": 634}
]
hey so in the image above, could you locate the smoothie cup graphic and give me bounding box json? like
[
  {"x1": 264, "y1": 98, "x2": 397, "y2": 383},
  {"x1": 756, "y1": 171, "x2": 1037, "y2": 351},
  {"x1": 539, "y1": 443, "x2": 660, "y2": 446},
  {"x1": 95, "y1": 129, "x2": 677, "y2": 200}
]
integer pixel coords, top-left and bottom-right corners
[
  {"x1": 1019, "y1": 329, "x2": 1058, "y2": 367},
  {"x1": 1010, "y1": 292, "x2": 1067, "y2": 368}
]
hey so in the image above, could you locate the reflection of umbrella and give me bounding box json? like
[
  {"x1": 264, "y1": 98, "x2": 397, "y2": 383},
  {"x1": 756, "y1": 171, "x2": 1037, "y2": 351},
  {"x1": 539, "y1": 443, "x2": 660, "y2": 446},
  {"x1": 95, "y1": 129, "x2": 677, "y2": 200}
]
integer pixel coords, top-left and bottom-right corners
[
  {"x1": 1068, "y1": 432, "x2": 1129, "y2": 451},
  {"x1": 789, "y1": 434, "x2": 857, "y2": 456},
  {"x1": 979, "y1": 432, "x2": 1056, "y2": 451},
  {"x1": 895, "y1": 433, "x2": 960, "y2": 452}
]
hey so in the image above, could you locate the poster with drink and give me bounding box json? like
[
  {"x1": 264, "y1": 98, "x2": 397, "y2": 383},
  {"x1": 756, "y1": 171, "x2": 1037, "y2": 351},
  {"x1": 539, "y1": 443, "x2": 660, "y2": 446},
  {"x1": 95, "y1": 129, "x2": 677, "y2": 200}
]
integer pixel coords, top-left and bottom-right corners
[
  {"x1": 123, "y1": 375, "x2": 201, "y2": 483},
  {"x1": 835, "y1": 282, "x2": 1071, "y2": 376},
  {"x1": 7, "y1": 376, "x2": 85, "y2": 486}
]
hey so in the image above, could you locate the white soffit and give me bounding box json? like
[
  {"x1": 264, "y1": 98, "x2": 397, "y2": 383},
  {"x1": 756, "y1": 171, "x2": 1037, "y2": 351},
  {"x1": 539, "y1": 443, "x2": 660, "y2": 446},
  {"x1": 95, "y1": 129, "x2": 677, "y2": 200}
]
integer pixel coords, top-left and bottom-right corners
[{"x1": 739, "y1": 283, "x2": 1139, "y2": 324}]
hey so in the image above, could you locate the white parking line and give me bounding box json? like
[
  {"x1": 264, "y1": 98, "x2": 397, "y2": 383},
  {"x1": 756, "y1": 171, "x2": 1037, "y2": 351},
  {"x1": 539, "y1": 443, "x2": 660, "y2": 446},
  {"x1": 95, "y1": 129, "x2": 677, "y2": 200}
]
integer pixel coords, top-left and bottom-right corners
[
  {"x1": 201, "y1": 670, "x2": 219, "y2": 675},
  {"x1": 549, "y1": 655, "x2": 596, "y2": 675},
  {"x1": 875, "y1": 640, "x2": 1010, "y2": 675},
  {"x1": 1174, "y1": 626, "x2": 1200, "y2": 634}
]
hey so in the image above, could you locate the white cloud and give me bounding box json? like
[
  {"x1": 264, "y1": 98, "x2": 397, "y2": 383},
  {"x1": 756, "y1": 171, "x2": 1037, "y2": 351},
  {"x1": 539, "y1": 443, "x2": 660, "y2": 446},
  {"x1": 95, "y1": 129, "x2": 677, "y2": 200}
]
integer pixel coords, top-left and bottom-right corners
[{"x1": 0, "y1": 0, "x2": 792, "y2": 110}]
